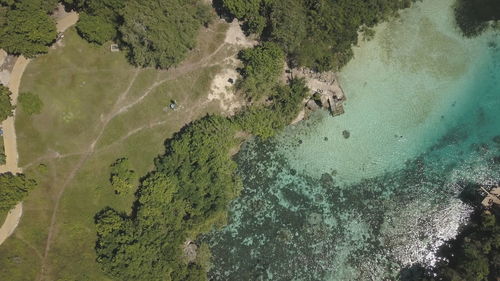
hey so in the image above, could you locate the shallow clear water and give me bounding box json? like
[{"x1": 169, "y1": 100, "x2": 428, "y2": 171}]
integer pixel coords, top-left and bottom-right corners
[{"x1": 207, "y1": 0, "x2": 500, "y2": 280}]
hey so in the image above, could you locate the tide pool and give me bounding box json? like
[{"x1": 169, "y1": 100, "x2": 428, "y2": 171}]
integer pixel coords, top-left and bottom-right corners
[{"x1": 207, "y1": 0, "x2": 500, "y2": 280}]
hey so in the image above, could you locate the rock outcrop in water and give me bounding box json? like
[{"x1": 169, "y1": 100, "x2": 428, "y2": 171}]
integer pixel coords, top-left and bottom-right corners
[{"x1": 285, "y1": 67, "x2": 346, "y2": 123}]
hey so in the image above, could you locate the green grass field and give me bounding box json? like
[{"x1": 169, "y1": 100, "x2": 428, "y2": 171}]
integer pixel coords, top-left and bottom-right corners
[{"x1": 0, "y1": 19, "x2": 239, "y2": 280}]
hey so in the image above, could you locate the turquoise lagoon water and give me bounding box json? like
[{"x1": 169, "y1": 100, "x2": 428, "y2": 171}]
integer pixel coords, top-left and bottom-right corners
[{"x1": 207, "y1": 0, "x2": 500, "y2": 280}]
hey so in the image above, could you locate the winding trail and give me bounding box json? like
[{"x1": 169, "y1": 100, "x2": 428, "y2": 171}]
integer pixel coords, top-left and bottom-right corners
[{"x1": 0, "y1": 9, "x2": 78, "y2": 247}]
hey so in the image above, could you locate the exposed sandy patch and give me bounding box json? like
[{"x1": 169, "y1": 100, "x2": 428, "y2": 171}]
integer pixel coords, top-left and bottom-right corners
[
  {"x1": 291, "y1": 109, "x2": 306, "y2": 125},
  {"x1": 208, "y1": 62, "x2": 244, "y2": 115},
  {"x1": 206, "y1": 20, "x2": 256, "y2": 115},
  {"x1": 0, "y1": 53, "x2": 17, "y2": 86},
  {"x1": 53, "y1": 4, "x2": 79, "y2": 33},
  {"x1": 56, "y1": 12, "x2": 78, "y2": 33},
  {"x1": 224, "y1": 20, "x2": 258, "y2": 47}
]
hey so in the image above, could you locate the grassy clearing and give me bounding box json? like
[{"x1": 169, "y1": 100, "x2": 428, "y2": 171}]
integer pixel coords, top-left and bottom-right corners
[{"x1": 0, "y1": 18, "x2": 241, "y2": 280}]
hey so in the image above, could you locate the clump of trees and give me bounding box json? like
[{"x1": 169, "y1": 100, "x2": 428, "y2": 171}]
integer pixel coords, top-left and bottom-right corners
[
  {"x1": 18, "y1": 92, "x2": 43, "y2": 116},
  {"x1": 66, "y1": 0, "x2": 213, "y2": 69},
  {"x1": 454, "y1": 0, "x2": 500, "y2": 37},
  {"x1": 0, "y1": 172, "x2": 37, "y2": 213},
  {"x1": 235, "y1": 78, "x2": 308, "y2": 139},
  {"x1": 120, "y1": 0, "x2": 212, "y2": 68},
  {"x1": 237, "y1": 42, "x2": 284, "y2": 101},
  {"x1": 219, "y1": 0, "x2": 413, "y2": 71},
  {"x1": 0, "y1": 0, "x2": 57, "y2": 57},
  {"x1": 109, "y1": 157, "x2": 136, "y2": 195},
  {"x1": 63, "y1": 0, "x2": 124, "y2": 45},
  {"x1": 0, "y1": 85, "x2": 15, "y2": 122}
]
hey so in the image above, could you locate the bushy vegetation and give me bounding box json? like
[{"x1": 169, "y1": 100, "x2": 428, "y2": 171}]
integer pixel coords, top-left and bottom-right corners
[
  {"x1": 235, "y1": 78, "x2": 308, "y2": 139},
  {"x1": 18, "y1": 92, "x2": 43, "y2": 116},
  {"x1": 76, "y1": 12, "x2": 116, "y2": 44},
  {"x1": 109, "y1": 157, "x2": 136, "y2": 195},
  {"x1": 66, "y1": 0, "x2": 124, "y2": 44},
  {"x1": 120, "y1": 0, "x2": 212, "y2": 68},
  {"x1": 0, "y1": 85, "x2": 15, "y2": 122},
  {"x1": 237, "y1": 42, "x2": 284, "y2": 101},
  {"x1": 0, "y1": 172, "x2": 37, "y2": 212},
  {"x1": 67, "y1": 0, "x2": 212, "y2": 68},
  {"x1": 0, "y1": 0, "x2": 57, "y2": 57},
  {"x1": 219, "y1": 0, "x2": 413, "y2": 71},
  {"x1": 454, "y1": 0, "x2": 500, "y2": 37}
]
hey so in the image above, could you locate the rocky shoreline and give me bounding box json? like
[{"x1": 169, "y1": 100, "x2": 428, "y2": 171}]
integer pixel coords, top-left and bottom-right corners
[{"x1": 285, "y1": 67, "x2": 346, "y2": 124}]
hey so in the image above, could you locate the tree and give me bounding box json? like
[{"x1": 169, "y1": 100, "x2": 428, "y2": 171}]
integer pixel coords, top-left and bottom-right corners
[
  {"x1": 0, "y1": 172, "x2": 37, "y2": 212},
  {"x1": 0, "y1": 85, "x2": 14, "y2": 122},
  {"x1": 119, "y1": 0, "x2": 212, "y2": 68},
  {"x1": 109, "y1": 158, "x2": 136, "y2": 195},
  {"x1": 18, "y1": 92, "x2": 43, "y2": 115},
  {"x1": 235, "y1": 78, "x2": 308, "y2": 139},
  {"x1": 76, "y1": 12, "x2": 115, "y2": 44},
  {"x1": 0, "y1": 0, "x2": 57, "y2": 57},
  {"x1": 221, "y1": 0, "x2": 266, "y2": 33},
  {"x1": 237, "y1": 42, "x2": 285, "y2": 101},
  {"x1": 70, "y1": 0, "x2": 126, "y2": 44}
]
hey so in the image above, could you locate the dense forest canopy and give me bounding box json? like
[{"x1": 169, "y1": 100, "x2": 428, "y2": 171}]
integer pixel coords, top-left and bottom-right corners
[
  {"x1": 64, "y1": 0, "x2": 213, "y2": 68},
  {"x1": 119, "y1": 0, "x2": 212, "y2": 68},
  {"x1": 219, "y1": 0, "x2": 413, "y2": 71},
  {"x1": 0, "y1": 0, "x2": 57, "y2": 57}
]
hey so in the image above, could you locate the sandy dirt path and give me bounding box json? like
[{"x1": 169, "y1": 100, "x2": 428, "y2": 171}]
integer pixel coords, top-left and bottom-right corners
[
  {"x1": 0, "y1": 203, "x2": 22, "y2": 245},
  {"x1": 0, "y1": 56, "x2": 28, "y2": 174},
  {"x1": 56, "y1": 11, "x2": 78, "y2": 33},
  {"x1": 0, "y1": 10, "x2": 79, "y2": 247}
]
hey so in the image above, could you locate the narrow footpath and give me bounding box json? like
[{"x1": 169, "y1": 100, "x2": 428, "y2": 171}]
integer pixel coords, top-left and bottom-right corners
[{"x1": 0, "y1": 8, "x2": 78, "y2": 246}]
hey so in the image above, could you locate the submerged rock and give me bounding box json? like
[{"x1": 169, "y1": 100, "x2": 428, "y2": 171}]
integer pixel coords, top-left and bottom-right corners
[
  {"x1": 343, "y1": 130, "x2": 351, "y2": 139},
  {"x1": 493, "y1": 135, "x2": 500, "y2": 144}
]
